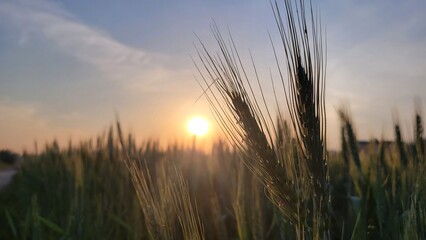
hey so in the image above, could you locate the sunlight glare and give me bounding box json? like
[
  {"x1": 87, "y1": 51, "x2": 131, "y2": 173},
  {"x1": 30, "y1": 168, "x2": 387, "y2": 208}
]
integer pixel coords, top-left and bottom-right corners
[{"x1": 188, "y1": 117, "x2": 209, "y2": 137}]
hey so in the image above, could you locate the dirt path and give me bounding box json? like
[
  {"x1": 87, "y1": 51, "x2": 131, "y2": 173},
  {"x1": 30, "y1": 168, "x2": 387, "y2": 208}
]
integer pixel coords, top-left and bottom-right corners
[{"x1": 0, "y1": 168, "x2": 17, "y2": 189}]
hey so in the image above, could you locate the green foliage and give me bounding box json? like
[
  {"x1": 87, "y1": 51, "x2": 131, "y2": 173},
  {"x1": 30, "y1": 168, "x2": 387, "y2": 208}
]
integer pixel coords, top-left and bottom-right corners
[
  {"x1": 0, "y1": 136, "x2": 147, "y2": 240},
  {"x1": 337, "y1": 109, "x2": 426, "y2": 240},
  {"x1": 0, "y1": 111, "x2": 421, "y2": 240},
  {"x1": 0, "y1": 110, "x2": 425, "y2": 240},
  {"x1": 0, "y1": 150, "x2": 19, "y2": 165}
]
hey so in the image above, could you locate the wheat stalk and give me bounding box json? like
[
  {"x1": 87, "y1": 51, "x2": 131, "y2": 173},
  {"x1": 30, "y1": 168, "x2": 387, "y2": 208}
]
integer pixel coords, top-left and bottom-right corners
[
  {"x1": 271, "y1": 0, "x2": 328, "y2": 219},
  {"x1": 194, "y1": 0, "x2": 329, "y2": 236},
  {"x1": 117, "y1": 122, "x2": 204, "y2": 240}
]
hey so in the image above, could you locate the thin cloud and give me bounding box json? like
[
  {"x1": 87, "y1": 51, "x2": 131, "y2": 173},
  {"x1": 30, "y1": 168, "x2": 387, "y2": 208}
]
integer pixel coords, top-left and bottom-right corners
[{"x1": 0, "y1": 0, "x2": 177, "y2": 87}]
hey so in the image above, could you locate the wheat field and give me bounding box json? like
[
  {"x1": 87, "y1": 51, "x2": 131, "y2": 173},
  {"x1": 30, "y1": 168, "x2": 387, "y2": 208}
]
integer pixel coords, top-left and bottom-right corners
[{"x1": 0, "y1": 0, "x2": 425, "y2": 239}]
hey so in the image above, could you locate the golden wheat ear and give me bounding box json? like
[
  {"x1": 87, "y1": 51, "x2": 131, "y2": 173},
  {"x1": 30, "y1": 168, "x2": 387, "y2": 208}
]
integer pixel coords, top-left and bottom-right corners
[
  {"x1": 193, "y1": 26, "x2": 299, "y2": 223},
  {"x1": 117, "y1": 122, "x2": 205, "y2": 240},
  {"x1": 271, "y1": 0, "x2": 328, "y2": 200},
  {"x1": 194, "y1": 0, "x2": 330, "y2": 236}
]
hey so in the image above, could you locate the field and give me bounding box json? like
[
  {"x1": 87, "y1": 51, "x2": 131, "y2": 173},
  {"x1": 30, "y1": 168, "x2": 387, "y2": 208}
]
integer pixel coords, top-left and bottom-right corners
[
  {"x1": 0, "y1": 115, "x2": 425, "y2": 239},
  {"x1": 0, "y1": 1, "x2": 425, "y2": 239}
]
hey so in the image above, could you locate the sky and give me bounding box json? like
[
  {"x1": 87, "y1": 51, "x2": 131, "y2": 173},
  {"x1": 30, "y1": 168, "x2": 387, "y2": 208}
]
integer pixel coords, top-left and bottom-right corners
[{"x1": 0, "y1": 0, "x2": 425, "y2": 152}]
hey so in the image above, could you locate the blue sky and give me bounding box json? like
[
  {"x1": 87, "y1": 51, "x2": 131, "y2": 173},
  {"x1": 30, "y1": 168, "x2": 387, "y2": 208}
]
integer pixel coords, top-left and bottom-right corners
[{"x1": 0, "y1": 0, "x2": 425, "y2": 151}]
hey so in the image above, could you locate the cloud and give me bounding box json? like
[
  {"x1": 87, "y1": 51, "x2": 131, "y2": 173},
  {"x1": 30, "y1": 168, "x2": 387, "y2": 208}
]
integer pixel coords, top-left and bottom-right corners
[
  {"x1": 0, "y1": 0, "x2": 149, "y2": 66},
  {"x1": 0, "y1": 0, "x2": 189, "y2": 91}
]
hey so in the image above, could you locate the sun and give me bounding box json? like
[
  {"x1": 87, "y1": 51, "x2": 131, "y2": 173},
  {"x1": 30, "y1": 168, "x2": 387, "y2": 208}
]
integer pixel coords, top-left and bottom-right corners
[{"x1": 187, "y1": 117, "x2": 209, "y2": 137}]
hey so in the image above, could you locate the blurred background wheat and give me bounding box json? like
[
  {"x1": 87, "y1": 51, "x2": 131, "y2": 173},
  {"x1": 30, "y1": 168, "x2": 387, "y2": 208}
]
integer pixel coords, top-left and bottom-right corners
[{"x1": 0, "y1": 0, "x2": 425, "y2": 239}]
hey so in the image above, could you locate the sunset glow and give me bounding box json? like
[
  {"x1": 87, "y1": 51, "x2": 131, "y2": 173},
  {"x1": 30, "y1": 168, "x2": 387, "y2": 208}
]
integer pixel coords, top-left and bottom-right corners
[
  {"x1": 0, "y1": 0, "x2": 425, "y2": 151},
  {"x1": 187, "y1": 117, "x2": 209, "y2": 137}
]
